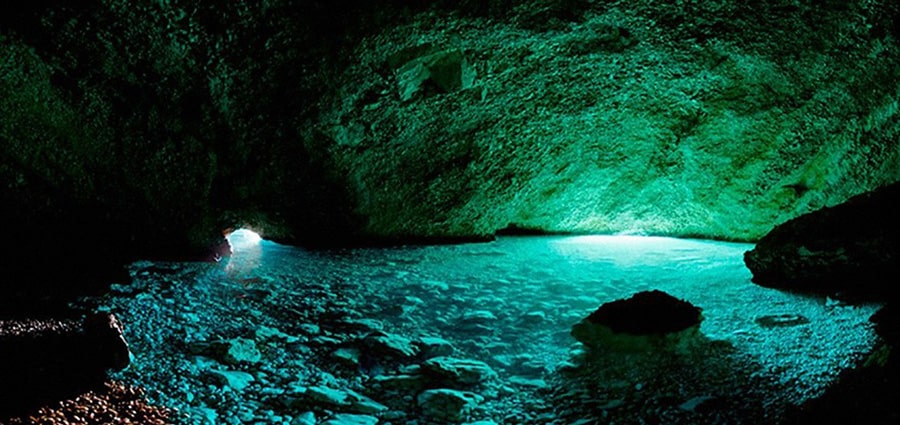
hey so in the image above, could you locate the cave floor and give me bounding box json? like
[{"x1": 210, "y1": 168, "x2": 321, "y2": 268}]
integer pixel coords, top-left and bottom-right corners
[{"x1": 77, "y1": 236, "x2": 881, "y2": 424}]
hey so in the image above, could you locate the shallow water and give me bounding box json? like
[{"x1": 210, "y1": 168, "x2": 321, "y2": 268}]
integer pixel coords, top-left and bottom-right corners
[{"x1": 92, "y1": 236, "x2": 882, "y2": 424}]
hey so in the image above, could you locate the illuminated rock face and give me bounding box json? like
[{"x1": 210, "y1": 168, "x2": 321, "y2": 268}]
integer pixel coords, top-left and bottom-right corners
[
  {"x1": 324, "y1": 2, "x2": 900, "y2": 241},
  {"x1": 1, "y1": 1, "x2": 899, "y2": 291}
]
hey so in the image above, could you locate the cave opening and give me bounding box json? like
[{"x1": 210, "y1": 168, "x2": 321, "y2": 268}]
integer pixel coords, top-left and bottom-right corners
[{"x1": 224, "y1": 228, "x2": 264, "y2": 254}]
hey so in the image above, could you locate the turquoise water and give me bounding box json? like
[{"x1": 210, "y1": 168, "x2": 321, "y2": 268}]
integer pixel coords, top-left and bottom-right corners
[{"x1": 94, "y1": 236, "x2": 881, "y2": 424}]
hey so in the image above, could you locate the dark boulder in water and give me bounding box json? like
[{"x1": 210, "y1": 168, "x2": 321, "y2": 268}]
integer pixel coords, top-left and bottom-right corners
[
  {"x1": 585, "y1": 290, "x2": 702, "y2": 335},
  {"x1": 572, "y1": 290, "x2": 704, "y2": 353}
]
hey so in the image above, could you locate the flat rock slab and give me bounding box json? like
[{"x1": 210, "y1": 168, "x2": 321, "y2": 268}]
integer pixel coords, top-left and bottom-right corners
[
  {"x1": 755, "y1": 314, "x2": 810, "y2": 328},
  {"x1": 421, "y1": 356, "x2": 497, "y2": 385}
]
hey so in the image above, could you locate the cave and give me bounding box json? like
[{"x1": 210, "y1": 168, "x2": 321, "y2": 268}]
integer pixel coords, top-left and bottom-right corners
[{"x1": 2, "y1": 0, "x2": 899, "y2": 423}]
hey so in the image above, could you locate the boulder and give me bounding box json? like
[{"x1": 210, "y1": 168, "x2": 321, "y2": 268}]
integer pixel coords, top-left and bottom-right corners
[
  {"x1": 421, "y1": 357, "x2": 497, "y2": 386},
  {"x1": 744, "y1": 181, "x2": 900, "y2": 300},
  {"x1": 571, "y1": 290, "x2": 704, "y2": 353},
  {"x1": 363, "y1": 331, "x2": 419, "y2": 359},
  {"x1": 417, "y1": 388, "x2": 483, "y2": 422},
  {"x1": 416, "y1": 336, "x2": 455, "y2": 358},
  {"x1": 293, "y1": 385, "x2": 388, "y2": 415},
  {"x1": 216, "y1": 337, "x2": 262, "y2": 364},
  {"x1": 0, "y1": 313, "x2": 132, "y2": 412},
  {"x1": 81, "y1": 313, "x2": 131, "y2": 370}
]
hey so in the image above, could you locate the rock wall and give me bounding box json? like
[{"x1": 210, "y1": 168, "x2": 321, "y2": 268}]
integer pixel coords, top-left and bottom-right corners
[
  {"x1": 322, "y1": 0, "x2": 900, "y2": 240},
  {"x1": 2, "y1": 0, "x2": 900, "y2": 298}
]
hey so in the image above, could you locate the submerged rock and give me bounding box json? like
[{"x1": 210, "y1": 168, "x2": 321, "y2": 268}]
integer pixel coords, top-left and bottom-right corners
[
  {"x1": 417, "y1": 388, "x2": 483, "y2": 422},
  {"x1": 363, "y1": 331, "x2": 419, "y2": 360},
  {"x1": 421, "y1": 356, "x2": 497, "y2": 386},
  {"x1": 321, "y1": 413, "x2": 379, "y2": 425},
  {"x1": 571, "y1": 290, "x2": 703, "y2": 353},
  {"x1": 755, "y1": 314, "x2": 810, "y2": 328},
  {"x1": 293, "y1": 385, "x2": 388, "y2": 414},
  {"x1": 205, "y1": 369, "x2": 255, "y2": 392},
  {"x1": 216, "y1": 338, "x2": 262, "y2": 365},
  {"x1": 416, "y1": 336, "x2": 455, "y2": 358}
]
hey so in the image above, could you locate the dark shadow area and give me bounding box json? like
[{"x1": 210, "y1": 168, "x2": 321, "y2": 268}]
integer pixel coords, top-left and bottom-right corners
[
  {"x1": 553, "y1": 338, "x2": 785, "y2": 424},
  {"x1": 783, "y1": 304, "x2": 899, "y2": 425},
  {"x1": 0, "y1": 314, "x2": 130, "y2": 417}
]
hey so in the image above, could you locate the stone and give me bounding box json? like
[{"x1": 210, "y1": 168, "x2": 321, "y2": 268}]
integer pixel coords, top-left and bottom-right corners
[
  {"x1": 255, "y1": 325, "x2": 300, "y2": 343},
  {"x1": 372, "y1": 373, "x2": 425, "y2": 391},
  {"x1": 417, "y1": 388, "x2": 483, "y2": 422},
  {"x1": 421, "y1": 357, "x2": 497, "y2": 385},
  {"x1": 571, "y1": 290, "x2": 704, "y2": 353},
  {"x1": 416, "y1": 336, "x2": 455, "y2": 358},
  {"x1": 215, "y1": 338, "x2": 262, "y2": 364},
  {"x1": 460, "y1": 310, "x2": 497, "y2": 323},
  {"x1": 522, "y1": 311, "x2": 547, "y2": 323},
  {"x1": 679, "y1": 395, "x2": 715, "y2": 412},
  {"x1": 335, "y1": 319, "x2": 384, "y2": 334},
  {"x1": 509, "y1": 376, "x2": 547, "y2": 388},
  {"x1": 321, "y1": 414, "x2": 379, "y2": 425},
  {"x1": 192, "y1": 407, "x2": 219, "y2": 425},
  {"x1": 297, "y1": 324, "x2": 321, "y2": 335},
  {"x1": 363, "y1": 331, "x2": 419, "y2": 359},
  {"x1": 332, "y1": 347, "x2": 362, "y2": 366},
  {"x1": 299, "y1": 385, "x2": 388, "y2": 414},
  {"x1": 205, "y1": 369, "x2": 255, "y2": 392},
  {"x1": 394, "y1": 48, "x2": 475, "y2": 101},
  {"x1": 755, "y1": 314, "x2": 810, "y2": 328},
  {"x1": 292, "y1": 411, "x2": 316, "y2": 425}
]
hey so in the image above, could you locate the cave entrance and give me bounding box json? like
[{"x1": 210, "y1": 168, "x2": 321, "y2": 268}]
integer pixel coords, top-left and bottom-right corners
[{"x1": 224, "y1": 229, "x2": 262, "y2": 253}]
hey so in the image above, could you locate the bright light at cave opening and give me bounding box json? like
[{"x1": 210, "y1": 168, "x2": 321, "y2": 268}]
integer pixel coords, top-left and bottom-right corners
[{"x1": 225, "y1": 228, "x2": 262, "y2": 252}]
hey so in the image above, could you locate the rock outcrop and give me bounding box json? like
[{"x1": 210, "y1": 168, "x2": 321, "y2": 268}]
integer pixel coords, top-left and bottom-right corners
[
  {"x1": 744, "y1": 181, "x2": 900, "y2": 300},
  {"x1": 571, "y1": 290, "x2": 704, "y2": 353},
  {"x1": 745, "y1": 182, "x2": 900, "y2": 424},
  {"x1": 0, "y1": 313, "x2": 131, "y2": 413}
]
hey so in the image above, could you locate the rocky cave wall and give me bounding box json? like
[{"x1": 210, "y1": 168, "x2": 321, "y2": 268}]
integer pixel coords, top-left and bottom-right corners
[
  {"x1": 326, "y1": 0, "x2": 900, "y2": 240},
  {"x1": 2, "y1": 0, "x2": 900, "y2": 298}
]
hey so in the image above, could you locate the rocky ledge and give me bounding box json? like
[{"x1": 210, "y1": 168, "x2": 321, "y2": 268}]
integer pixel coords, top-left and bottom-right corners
[
  {"x1": 0, "y1": 313, "x2": 132, "y2": 416},
  {"x1": 744, "y1": 181, "x2": 900, "y2": 301}
]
